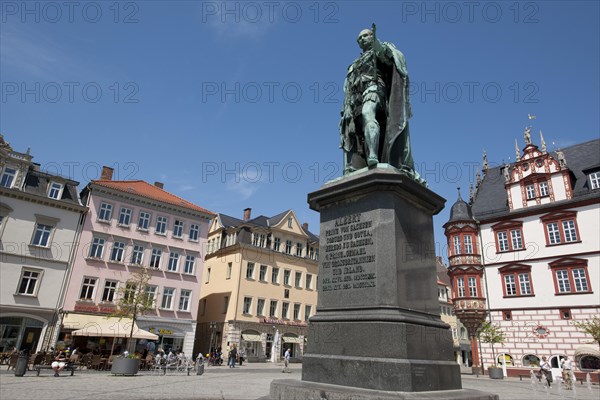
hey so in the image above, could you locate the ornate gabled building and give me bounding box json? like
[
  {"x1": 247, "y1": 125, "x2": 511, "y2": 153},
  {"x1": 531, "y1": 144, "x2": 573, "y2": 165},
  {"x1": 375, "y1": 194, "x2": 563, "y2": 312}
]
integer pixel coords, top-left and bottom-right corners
[
  {"x1": 195, "y1": 208, "x2": 319, "y2": 362},
  {"x1": 0, "y1": 135, "x2": 86, "y2": 353},
  {"x1": 445, "y1": 131, "x2": 600, "y2": 381}
]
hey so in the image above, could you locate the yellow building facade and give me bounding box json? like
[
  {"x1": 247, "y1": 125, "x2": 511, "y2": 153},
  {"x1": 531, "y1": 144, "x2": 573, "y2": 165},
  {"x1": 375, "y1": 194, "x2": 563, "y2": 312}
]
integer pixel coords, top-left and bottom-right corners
[{"x1": 194, "y1": 208, "x2": 319, "y2": 362}]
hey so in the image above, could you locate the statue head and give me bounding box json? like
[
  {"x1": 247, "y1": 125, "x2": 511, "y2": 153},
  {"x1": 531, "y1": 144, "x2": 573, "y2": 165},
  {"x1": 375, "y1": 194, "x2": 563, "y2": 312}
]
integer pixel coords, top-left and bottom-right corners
[{"x1": 357, "y1": 29, "x2": 373, "y2": 51}]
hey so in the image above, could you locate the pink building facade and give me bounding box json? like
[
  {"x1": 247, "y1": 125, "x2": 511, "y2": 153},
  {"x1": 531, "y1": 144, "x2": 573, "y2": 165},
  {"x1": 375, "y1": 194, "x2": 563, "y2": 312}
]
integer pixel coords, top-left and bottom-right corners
[{"x1": 60, "y1": 167, "x2": 213, "y2": 356}]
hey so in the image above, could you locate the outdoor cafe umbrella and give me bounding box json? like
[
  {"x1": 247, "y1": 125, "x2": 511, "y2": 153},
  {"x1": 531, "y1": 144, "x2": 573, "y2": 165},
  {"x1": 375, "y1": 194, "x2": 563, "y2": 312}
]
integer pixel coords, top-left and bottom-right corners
[{"x1": 71, "y1": 318, "x2": 158, "y2": 357}]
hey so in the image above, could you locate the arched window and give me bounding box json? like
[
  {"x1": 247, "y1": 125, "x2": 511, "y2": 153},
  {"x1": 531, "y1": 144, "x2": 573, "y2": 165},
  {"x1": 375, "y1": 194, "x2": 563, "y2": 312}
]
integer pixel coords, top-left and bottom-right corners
[
  {"x1": 522, "y1": 354, "x2": 540, "y2": 367},
  {"x1": 579, "y1": 355, "x2": 600, "y2": 371},
  {"x1": 497, "y1": 354, "x2": 514, "y2": 366}
]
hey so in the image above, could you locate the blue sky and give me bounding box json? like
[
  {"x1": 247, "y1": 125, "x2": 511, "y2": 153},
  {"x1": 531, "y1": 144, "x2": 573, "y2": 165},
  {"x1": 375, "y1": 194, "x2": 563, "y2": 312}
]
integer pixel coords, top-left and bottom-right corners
[{"x1": 2, "y1": 1, "x2": 599, "y2": 259}]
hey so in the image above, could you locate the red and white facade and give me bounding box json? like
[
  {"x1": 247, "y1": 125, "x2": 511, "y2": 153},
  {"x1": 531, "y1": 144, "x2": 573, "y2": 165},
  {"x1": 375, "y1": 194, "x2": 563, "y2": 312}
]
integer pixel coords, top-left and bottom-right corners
[{"x1": 446, "y1": 136, "x2": 600, "y2": 381}]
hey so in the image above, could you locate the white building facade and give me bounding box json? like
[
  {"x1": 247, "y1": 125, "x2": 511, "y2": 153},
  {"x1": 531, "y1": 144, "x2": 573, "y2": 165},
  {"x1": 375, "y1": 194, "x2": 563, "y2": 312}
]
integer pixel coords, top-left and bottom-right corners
[
  {"x1": 467, "y1": 136, "x2": 600, "y2": 381},
  {"x1": 0, "y1": 135, "x2": 86, "y2": 353}
]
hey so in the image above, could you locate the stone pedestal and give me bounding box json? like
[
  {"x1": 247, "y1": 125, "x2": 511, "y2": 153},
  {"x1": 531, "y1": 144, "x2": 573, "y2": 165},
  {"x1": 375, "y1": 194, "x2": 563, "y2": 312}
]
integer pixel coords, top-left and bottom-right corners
[{"x1": 270, "y1": 167, "x2": 498, "y2": 400}]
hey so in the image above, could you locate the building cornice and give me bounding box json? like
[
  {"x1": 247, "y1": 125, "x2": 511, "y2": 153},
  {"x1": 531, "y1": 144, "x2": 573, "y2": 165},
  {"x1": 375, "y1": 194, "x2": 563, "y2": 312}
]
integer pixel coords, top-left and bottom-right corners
[{"x1": 0, "y1": 187, "x2": 87, "y2": 213}]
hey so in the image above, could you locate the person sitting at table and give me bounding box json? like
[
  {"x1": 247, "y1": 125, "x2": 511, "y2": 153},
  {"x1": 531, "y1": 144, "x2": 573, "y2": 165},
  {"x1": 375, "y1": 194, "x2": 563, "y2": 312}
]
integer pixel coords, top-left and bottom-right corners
[{"x1": 51, "y1": 350, "x2": 67, "y2": 377}]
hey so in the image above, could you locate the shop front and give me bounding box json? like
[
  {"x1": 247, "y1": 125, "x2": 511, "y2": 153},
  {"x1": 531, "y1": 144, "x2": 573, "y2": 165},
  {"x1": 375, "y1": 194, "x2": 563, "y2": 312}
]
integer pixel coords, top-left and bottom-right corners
[
  {"x1": 137, "y1": 321, "x2": 194, "y2": 356},
  {"x1": 0, "y1": 315, "x2": 47, "y2": 354}
]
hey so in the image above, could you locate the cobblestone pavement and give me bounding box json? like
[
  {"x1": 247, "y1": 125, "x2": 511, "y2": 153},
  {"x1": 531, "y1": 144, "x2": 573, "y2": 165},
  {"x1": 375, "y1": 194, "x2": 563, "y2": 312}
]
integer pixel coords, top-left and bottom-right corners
[{"x1": 1, "y1": 363, "x2": 598, "y2": 400}]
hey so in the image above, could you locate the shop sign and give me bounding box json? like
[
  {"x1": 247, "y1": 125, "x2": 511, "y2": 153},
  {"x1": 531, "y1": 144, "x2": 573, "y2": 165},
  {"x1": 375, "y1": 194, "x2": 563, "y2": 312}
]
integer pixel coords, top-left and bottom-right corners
[
  {"x1": 149, "y1": 327, "x2": 174, "y2": 335},
  {"x1": 260, "y1": 317, "x2": 307, "y2": 327}
]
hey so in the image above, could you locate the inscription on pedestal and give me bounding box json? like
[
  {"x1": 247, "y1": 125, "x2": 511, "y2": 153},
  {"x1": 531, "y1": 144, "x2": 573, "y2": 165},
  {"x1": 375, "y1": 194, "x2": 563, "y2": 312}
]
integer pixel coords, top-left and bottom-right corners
[{"x1": 321, "y1": 212, "x2": 376, "y2": 292}]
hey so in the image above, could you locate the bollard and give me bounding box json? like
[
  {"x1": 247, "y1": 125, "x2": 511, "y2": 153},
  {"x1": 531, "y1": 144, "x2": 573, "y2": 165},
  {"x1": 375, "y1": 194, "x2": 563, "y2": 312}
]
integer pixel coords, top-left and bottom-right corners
[{"x1": 14, "y1": 352, "x2": 28, "y2": 377}]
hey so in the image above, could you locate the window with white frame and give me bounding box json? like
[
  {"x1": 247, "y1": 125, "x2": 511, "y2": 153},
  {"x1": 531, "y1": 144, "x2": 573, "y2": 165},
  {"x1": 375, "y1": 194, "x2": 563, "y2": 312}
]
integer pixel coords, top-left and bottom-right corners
[
  {"x1": 130, "y1": 245, "x2": 144, "y2": 265},
  {"x1": 189, "y1": 224, "x2": 200, "y2": 241},
  {"x1": 550, "y1": 259, "x2": 592, "y2": 294},
  {"x1": 293, "y1": 303, "x2": 300, "y2": 320},
  {"x1": 269, "y1": 300, "x2": 277, "y2": 317},
  {"x1": 525, "y1": 184, "x2": 536, "y2": 199},
  {"x1": 542, "y1": 211, "x2": 579, "y2": 245},
  {"x1": 161, "y1": 288, "x2": 175, "y2": 309},
  {"x1": 304, "y1": 305, "x2": 312, "y2": 321},
  {"x1": 118, "y1": 207, "x2": 132, "y2": 226},
  {"x1": 296, "y1": 243, "x2": 303, "y2": 256},
  {"x1": 89, "y1": 237, "x2": 105, "y2": 258},
  {"x1": 501, "y1": 267, "x2": 533, "y2": 297},
  {"x1": 144, "y1": 285, "x2": 157, "y2": 306},
  {"x1": 285, "y1": 240, "x2": 292, "y2": 254},
  {"x1": 149, "y1": 248, "x2": 162, "y2": 269},
  {"x1": 287, "y1": 217, "x2": 293, "y2": 228},
  {"x1": 492, "y1": 221, "x2": 524, "y2": 252},
  {"x1": 243, "y1": 297, "x2": 252, "y2": 314},
  {"x1": 98, "y1": 202, "x2": 113, "y2": 222},
  {"x1": 102, "y1": 280, "x2": 118, "y2": 302},
  {"x1": 110, "y1": 241, "x2": 126, "y2": 262},
  {"x1": 273, "y1": 237, "x2": 281, "y2": 252},
  {"x1": 47, "y1": 182, "x2": 63, "y2": 199},
  {"x1": 295, "y1": 271, "x2": 302, "y2": 287},
  {"x1": 184, "y1": 255, "x2": 195, "y2": 274},
  {"x1": 246, "y1": 262, "x2": 255, "y2": 279},
  {"x1": 259, "y1": 234, "x2": 266, "y2": 247},
  {"x1": 137, "y1": 211, "x2": 151, "y2": 231},
  {"x1": 539, "y1": 181, "x2": 549, "y2": 196},
  {"x1": 123, "y1": 283, "x2": 136, "y2": 302},
  {"x1": 590, "y1": 171, "x2": 600, "y2": 190},
  {"x1": 0, "y1": 167, "x2": 17, "y2": 188},
  {"x1": 468, "y1": 276, "x2": 478, "y2": 297},
  {"x1": 284, "y1": 269, "x2": 291, "y2": 286},
  {"x1": 456, "y1": 277, "x2": 465, "y2": 297},
  {"x1": 17, "y1": 269, "x2": 42, "y2": 296},
  {"x1": 155, "y1": 216, "x2": 168, "y2": 235},
  {"x1": 31, "y1": 223, "x2": 53, "y2": 247},
  {"x1": 167, "y1": 252, "x2": 179, "y2": 272},
  {"x1": 259, "y1": 265, "x2": 267, "y2": 281},
  {"x1": 272, "y1": 267, "x2": 279, "y2": 284},
  {"x1": 178, "y1": 290, "x2": 191, "y2": 311},
  {"x1": 453, "y1": 236, "x2": 461, "y2": 255},
  {"x1": 173, "y1": 220, "x2": 184, "y2": 238},
  {"x1": 252, "y1": 233, "x2": 260, "y2": 246},
  {"x1": 306, "y1": 274, "x2": 313, "y2": 290},
  {"x1": 464, "y1": 235, "x2": 473, "y2": 254},
  {"x1": 79, "y1": 277, "x2": 97, "y2": 301},
  {"x1": 282, "y1": 302, "x2": 289, "y2": 319},
  {"x1": 256, "y1": 299, "x2": 265, "y2": 316}
]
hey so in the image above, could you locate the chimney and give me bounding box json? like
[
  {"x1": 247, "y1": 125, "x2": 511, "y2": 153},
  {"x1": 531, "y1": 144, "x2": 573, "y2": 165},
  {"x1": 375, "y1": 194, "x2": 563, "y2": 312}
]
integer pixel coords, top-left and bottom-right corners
[
  {"x1": 243, "y1": 208, "x2": 251, "y2": 221},
  {"x1": 100, "y1": 166, "x2": 114, "y2": 181},
  {"x1": 154, "y1": 181, "x2": 164, "y2": 189},
  {"x1": 302, "y1": 222, "x2": 309, "y2": 231}
]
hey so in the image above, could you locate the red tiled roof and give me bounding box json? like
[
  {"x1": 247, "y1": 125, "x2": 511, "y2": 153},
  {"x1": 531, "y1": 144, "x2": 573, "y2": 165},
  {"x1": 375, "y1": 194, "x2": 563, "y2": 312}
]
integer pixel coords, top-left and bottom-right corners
[{"x1": 93, "y1": 180, "x2": 214, "y2": 215}]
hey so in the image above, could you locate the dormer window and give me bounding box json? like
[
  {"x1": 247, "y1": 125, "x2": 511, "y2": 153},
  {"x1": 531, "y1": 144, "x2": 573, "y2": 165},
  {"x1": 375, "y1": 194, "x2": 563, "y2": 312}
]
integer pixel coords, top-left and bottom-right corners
[
  {"x1": 288, "y1": 217, "x2": 293, "y2": 228},
  {"x1": 0, "y1": 167, "x2": 17, "y2": 188},
  {"x1": 47, "y1": 182, "x2": 64, "y2": 199},
  {"x1": 590, "y1": 171, "x2": 600, "y2": 190}
]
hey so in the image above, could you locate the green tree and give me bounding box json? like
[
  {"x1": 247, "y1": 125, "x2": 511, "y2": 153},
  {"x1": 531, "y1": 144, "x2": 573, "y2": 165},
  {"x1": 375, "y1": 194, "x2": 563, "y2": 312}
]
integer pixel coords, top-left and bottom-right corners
[
  {"x1": 573, "y1": 316, "x2": 600, "y2": 347},
  {"x1": 112, "y1": 267, "x2": 155, "y2": 351},
  {"x1": 478, "y1": 321, "x2": 506, "y2": 367}
]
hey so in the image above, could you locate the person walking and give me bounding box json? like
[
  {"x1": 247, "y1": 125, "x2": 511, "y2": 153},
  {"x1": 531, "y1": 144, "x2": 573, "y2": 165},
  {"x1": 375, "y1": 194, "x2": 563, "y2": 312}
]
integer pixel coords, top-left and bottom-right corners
[
  {"x1": 228, "y1": 344, "x2": 237, "y2": 369},
  {"x1": 561, "y1": 356, "x2": 574, "y2": 390},
  {"x1": 540, "y1": 356, "x2": 553, "y2": 388},
  {"x1": 238, "y1": 347, "x2": 245, "y2": 366},
  {"x1": 282, "y1": 347, "x2": 291, "y2": 373}
]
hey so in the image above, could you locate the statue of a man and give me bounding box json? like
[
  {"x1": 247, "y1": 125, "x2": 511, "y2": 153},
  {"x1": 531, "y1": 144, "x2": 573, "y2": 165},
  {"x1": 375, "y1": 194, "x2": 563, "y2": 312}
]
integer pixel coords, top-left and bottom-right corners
[{"x1": 340, "y1": 25, "x2": 418, "y2": 180}]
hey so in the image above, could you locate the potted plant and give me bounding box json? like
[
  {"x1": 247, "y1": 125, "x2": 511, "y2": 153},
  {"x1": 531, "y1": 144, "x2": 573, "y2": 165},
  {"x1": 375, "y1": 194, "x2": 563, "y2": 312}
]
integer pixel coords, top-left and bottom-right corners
[
  {"x1": 478, "y1": 321, "x2": 506, "y2": 379},
  {"x1": 111, "y1": 352, "x2": 141, "y2": 375},
  {"x1": 110, "y1": 267, "x2": 154, "y2": 375}
]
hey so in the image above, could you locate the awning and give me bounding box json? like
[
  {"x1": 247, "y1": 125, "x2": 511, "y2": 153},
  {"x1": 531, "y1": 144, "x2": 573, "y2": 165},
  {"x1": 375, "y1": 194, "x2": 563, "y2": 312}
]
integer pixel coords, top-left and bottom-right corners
[
  {"x1": 241, "y1": 332, "x2": 262, "y2": 342},
  {"x1": 574, "y1": 345, "x2": 600, "y2": 359},
  {"x1": 69, "y1": 316, "x2": 158, "y2": 340},
  {"x1": 282, "y1": 334, "x2": 302, "y2": 344}
]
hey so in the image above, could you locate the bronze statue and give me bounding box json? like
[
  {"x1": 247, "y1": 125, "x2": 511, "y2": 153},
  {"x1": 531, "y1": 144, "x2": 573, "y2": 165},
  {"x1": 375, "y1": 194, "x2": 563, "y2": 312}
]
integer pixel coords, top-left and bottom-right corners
[{"x1": 340, "y1": 24, "x2": 421, "y2": 182}]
